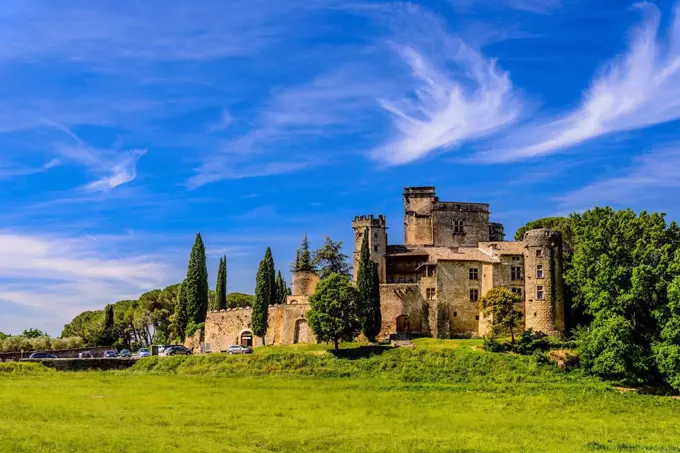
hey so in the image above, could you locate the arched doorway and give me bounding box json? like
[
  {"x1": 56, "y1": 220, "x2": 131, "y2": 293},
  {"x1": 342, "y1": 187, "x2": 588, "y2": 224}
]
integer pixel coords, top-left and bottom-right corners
[
  {"x1": 240, "y1": 330, "x2": 253, "y2": 347},
  {"x1": 294, "y1": 319, "x2": 311, "y2": 344},
  {"x1": 396, "y1": 315, "x2": 410, "y2": 333}
]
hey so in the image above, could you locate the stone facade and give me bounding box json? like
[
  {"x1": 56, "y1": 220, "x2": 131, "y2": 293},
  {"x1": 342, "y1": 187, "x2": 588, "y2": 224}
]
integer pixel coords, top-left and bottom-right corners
[{"x1": 204, "y1": 186, "x2": 566, "y2": 349}]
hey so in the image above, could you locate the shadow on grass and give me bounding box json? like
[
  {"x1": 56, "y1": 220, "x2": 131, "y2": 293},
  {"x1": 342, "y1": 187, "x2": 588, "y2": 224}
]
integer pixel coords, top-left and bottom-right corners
[{"x1": 329, "y1": 345, "x2": 393, "y2": 360}]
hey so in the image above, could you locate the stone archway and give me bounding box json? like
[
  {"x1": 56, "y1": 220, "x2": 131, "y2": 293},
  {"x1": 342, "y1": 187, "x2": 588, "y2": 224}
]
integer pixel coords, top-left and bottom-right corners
[
  {"x1": 240, "y1": 330, "x2": 253, "y2": 347},
  {"x1": 293, "y1": 319, "x2": 311, "y2": 344},
  {"x1": 396, "y1": 315, "x2": 410, "y2": 333}
]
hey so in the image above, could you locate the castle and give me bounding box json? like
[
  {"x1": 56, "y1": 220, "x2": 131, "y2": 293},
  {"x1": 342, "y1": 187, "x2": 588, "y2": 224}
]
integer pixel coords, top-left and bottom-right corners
[{"x1": 204, "y1": 187, "x2": 565, "y2": 351}]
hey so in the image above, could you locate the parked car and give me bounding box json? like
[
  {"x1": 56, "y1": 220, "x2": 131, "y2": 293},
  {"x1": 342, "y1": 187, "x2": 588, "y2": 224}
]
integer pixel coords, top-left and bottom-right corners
[
  {"x1": 118, "y1": 349, "x2": 132, "y2": 358},
  {"x1": 227, "y1": 345, "x2": 252, "y2": 355},
  {"x1": 165, "y1": 345, "x2": 192, "y2": 356},
  {"x1": 103, "y1": 350, "x2": 117, "y2": 358},
  {"x1": 137, "y1": 348, "x2": 151, "y2": 358},
  {"x1": 28, "y1": 352, "x2": 57, "y2": 359},
  {"x1": 78, "y1": 351, "x2": 93, "y2": 359}
]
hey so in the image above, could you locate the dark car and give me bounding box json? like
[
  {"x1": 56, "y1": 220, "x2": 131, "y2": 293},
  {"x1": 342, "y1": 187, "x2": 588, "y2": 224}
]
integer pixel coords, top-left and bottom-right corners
[
  {"x1": 78, "y1": 351, "x2": 93, "y2": 359},
  {"x1": 166, "y1": 345, "x2": 192, "y2": 356},
  {"x1": 28, "y1": 352, "x2": 57, "y2": 359},
  {"x1": 103, "y1": 350, "x2": 117, "y2": 358}
]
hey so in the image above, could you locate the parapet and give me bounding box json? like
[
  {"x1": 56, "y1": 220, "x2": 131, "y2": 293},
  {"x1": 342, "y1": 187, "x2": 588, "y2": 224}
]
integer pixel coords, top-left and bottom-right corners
[
  {"x1": 523, "y1": 228, "x2": 562, "y2": 248},
  {"x1": 403, "y1": 186, "x2": 436, "y2": 197},
  {"x1": 352, "y1": 214, "x2": 386, "y2": 228}
]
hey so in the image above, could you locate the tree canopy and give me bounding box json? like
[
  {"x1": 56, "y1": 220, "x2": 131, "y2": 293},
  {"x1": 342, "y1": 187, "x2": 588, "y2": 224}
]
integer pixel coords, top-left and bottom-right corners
[
  {"x1": 214, "y1": 256, "x2": 228, "y2": 311},
  {"x1": 308, "y1": 273, "x2": 360, "y2": 350},
  {"x1": 479, "y1": 287, "x2": 523, "y2": 343},
  {"x1": 184, "y1": 233, "x2": 209, "y2": 325},
  {"x1": 312, "y1": 236, "x2": 351, "y2": 279},
  {"x1": 356, "y1": 231, "x2": 381, "y2": 342},
  {"x1": 291, "y1": 234, "x2": 315, "y2": 273},
  {"x1": 252, "y1": 248, "x2": 274, "y2": 343}
]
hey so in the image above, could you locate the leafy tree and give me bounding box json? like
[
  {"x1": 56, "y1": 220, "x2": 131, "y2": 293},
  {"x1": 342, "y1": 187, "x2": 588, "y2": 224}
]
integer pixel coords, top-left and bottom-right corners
[
  {"x1": 479, "y1": 287, "x2": 523, "y2": 343},
  {"x1": 312, "y1": 236, "x2": 350, "y2": 279},
  {"x1": 0, "y1": 332, "x2": 7, "y2": 340},
  {"x1": 21, "y1": 329, "x2": 45, "y2": 339},
  {"x1": 655, "y1": 265, "x2": 680, "y2": 390},
  {"x1": 184, "y1": 233, "x2": 209, "y2": 325},
  {"x1": 227, "y1": 292, "x2": 256, "y2": 308},
  {"x1": 265, "y1": 248, "x2": 276, "y2": 306},
  {"x1": 356, "y1": 231, "x2": 381, "y2": 342},
  {"x1": 308, "y1": 273, "x2": 360, "y2": 350},
  {"x1": 291, "y1": 234, "x2": 315, "y2": 272},
  {"x1": 275, "y1": 271, "x2": 289, "y2": 304},
  {"x1": 252, "y1": 248, "x2": 273, "y2": 344},
  {"x1": 566, "y1": 208, "x2": 680, "y2": 383},
  {"x1": 215, "y1": 256, "x2": 228, "y2": 310}
]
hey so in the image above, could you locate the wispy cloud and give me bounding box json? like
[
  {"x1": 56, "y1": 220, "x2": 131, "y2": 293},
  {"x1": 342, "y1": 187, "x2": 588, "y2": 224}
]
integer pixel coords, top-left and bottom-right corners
[
  {"x1": 0, "y1": 158, "x2": 60, "y2": 178},
  {"x1": 0, "y1": 231, "x2": 176, "y2": 334},
  {"x1": 555, "y1": 145, "x2": 680, "y2": 212},
  {"x1": 450, "y1": 0, "x2": 561, "y2": 14},
  {"x1": 484, "y1": 2, "x2": 680, "y2": 162},
  {"x1": 370, "y1": 4, "x2": 522, "y2": 165}
]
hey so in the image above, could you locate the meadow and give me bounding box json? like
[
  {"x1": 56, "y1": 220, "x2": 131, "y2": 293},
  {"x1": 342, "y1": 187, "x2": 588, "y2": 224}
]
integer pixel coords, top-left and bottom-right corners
[{"x1": 1, "y1": 340, "x2": 679, "y2": 453}]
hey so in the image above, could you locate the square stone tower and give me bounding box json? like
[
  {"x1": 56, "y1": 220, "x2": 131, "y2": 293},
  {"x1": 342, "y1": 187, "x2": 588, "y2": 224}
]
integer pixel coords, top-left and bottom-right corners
[{"x1": 351, "y1": 215, "x2": 387, "y2": 282}]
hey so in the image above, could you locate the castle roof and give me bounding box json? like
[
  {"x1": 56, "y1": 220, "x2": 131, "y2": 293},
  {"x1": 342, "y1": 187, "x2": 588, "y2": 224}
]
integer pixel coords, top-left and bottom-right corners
[{"x1": 386, "y1": 246, "x2": 500, "y2": 263}]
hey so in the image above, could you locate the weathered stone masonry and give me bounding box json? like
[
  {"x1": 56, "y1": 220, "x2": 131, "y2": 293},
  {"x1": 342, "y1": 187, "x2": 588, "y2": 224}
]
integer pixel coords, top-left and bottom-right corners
[{"x1": 204, "y1": 186, "x2": 565, "y2": 348}]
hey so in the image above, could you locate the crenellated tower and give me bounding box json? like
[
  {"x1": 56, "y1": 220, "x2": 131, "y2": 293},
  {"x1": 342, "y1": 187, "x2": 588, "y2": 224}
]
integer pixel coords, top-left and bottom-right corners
[
  {"x1": 522, "y1": 228, "x2": 565, "y2": 336},
  {"x1": 351, "y1": 215, "x2": 387, "y2": 282}
]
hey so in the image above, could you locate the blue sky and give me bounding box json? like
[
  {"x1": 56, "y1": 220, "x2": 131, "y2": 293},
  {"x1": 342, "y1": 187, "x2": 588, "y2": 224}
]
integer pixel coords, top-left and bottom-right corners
[{"x1": 2, "y1": 0, "x2": 680, "y2": 335}]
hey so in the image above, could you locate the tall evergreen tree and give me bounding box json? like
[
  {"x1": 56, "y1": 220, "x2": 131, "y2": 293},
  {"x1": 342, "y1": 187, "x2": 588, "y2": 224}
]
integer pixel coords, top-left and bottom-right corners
[
  {"x1": 265, "y1": 248, "x2": 276, "y2": 306},
  {"x1": 184, "y1": 233, "x2": 209, "y2": 325},
  {"x1": 101, "y1": 304, "x2": 115, "y2": 345},
  {"x1": 275, "y1": 270, "x2": 289, "y2": 304},
  {"x1": 312, "y1": 236, "x2": 351, "y2": 279},
  {"x1": 356, "y1": 230, "x2": 381, "y2": 341},
  {"x1": 294, "y1": 234, "x2": 314, "y2": 272},
  {"x1": 173, "y1": 282, "x2": 189, "y2": 341},
  {"x1": 215, "y1": 256, "x2": 228, "y2": 310},
  {"x1": 253, "y1": 248, "x2": 273, "y2": 344}
]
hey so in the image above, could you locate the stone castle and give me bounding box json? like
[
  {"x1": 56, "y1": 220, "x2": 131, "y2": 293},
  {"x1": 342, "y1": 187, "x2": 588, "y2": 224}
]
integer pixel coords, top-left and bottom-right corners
[{"x1": 204, "y1": 186, "x2": 565, "y2": 351}]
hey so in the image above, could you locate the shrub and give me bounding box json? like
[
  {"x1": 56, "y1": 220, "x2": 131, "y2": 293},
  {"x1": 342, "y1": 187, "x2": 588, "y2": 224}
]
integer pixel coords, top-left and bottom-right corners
[
  {"x1": 483, "y1": 336, "x2": 509, "y2": 353},
  {"x1": 513, "y1": 329, "x2": 550, "y2": 355}
]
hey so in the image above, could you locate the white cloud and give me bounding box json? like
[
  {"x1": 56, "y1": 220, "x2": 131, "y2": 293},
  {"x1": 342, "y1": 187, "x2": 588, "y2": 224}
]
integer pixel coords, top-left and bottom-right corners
[
  {"x1": 485, "y1": 3, "x2": 680, "y2": 162},
  {"x1": 371, "y1": 4, "x2": 522, "y2": 165},
  {"x1": 0, "y1": 231, "x2": 176, "y2": 334},
  {"x1": 555, "y1": 145, "x2": 680, "y2": 211},
  {"x1": 451, "y1": 0, "x2": 561, "y2": 14},
  {"x1": 0, "y1": 158, "x2": 60, "y2": 178}
]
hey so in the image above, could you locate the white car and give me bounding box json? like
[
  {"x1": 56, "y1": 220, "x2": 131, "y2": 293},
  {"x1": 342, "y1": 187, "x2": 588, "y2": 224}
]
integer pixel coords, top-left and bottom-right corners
[
  {"x1": 227, "y1": 345, "x2": 253, "y2": 355},
  {"x1": 137, "y1": 348, "x2": 151, "y2": 358}
]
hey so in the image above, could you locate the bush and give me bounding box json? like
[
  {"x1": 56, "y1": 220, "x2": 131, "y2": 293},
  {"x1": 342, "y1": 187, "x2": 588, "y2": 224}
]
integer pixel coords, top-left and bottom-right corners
[
  {"x1": 483, "y1": 336, "x2": 509, "y2": 353},
  {"x1": 185, "y1": 322, "x2": 205, "y2": 338},
  {"x1": 513, "y1": 329, "x2": 550, "y2": 355}
]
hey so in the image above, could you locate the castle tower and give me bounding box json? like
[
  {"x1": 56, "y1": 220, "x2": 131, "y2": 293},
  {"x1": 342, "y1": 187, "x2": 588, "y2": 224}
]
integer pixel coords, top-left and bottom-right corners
[
  {"x1": 351, "y1": 215, "x2": 387, "y2": 282},
  {"x1": 403, "y1": 187, "x2": 436, "y2": 246},
  {"x1": 522, "y1": 228, "x2": 565, "y2": 336}
]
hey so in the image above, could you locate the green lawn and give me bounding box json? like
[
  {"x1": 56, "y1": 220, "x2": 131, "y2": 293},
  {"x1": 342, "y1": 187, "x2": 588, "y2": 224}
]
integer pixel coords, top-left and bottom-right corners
[{"x1": 1, "y1": 344, "x2": 680, "y2": 452}]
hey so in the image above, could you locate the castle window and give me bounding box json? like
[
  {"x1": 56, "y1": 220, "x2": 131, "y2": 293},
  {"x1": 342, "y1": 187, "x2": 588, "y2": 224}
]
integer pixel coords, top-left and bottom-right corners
[
  {"x1": 453, "y1": 311, "x2": 457, "y2": 317},
  {"x1": 469, "y1": 268, "x2": 479, "y2": 280},
  {"x1": 374, "y1": 232, "x2": 377, "y2": 239},
  {"x1": 511, "y1": 266, "x2": 523, "y2": 281},
  {"x1": 512, "y1": 256, "x2": 521, "y2": 262},
  {"x1": 469, "y1": 288, "x2": 479, "y2": 302},
  {"x1": 373, "y1": 245, "x2": 378, "y2": 252},
  {"x1": 537, "y1": 286, "x2": 544, "y2": 300},
  {"x1": 511, "y1": 287, "x2": 522, "y2": 297},
  {"x1": 536, "y1": 264, "x2": 544, "y2": 279},
  {"x1": 475, "y1": 315, "x2": 479, "y2": 321},
  {"x1": 453, "y1": 220, "x2": 465, "y2": 234},
  {"x1": 426, "y1": 288, "x2": 435, "y2": 300},
  {"x1": 536, "y1": 249, "x2": 543, "y2": 258}
]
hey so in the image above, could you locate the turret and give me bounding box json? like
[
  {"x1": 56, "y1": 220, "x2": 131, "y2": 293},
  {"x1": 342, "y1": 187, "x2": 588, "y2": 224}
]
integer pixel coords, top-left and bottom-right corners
[
  {"x1": 351, "y1": 215, "x2": 387, "y2": 282},
  {"x1": 522, "y1": 228, "x2": 565, "y2": 336}
]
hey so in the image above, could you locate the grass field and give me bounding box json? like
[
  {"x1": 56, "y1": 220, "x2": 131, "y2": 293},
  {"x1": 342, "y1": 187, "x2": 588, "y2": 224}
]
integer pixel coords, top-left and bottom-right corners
[{"x1": 1, "y1": 342, "x2": 680, "y2": 453}]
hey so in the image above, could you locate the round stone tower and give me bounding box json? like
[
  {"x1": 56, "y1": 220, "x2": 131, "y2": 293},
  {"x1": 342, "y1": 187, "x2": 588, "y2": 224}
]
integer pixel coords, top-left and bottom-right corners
[
  {"x1": 292, "y1": 271, "x2": 320, "y2": 297},
  {"x1": 522, "y1": 228, "x2": 565, "y2": 336}
]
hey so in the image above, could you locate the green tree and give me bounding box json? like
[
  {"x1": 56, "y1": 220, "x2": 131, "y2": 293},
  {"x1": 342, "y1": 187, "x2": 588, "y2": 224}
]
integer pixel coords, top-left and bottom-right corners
[
  {"x1": 0, "y1": 332, "x2": 7, "y2": 340},
  {"x1": 308, "y1": 273, "x2": 360, "y2": 350},
  {"x1": 265, "y1": 248, "x2": 276, "y2": 306},
  {"x1": 101, "y1": 304, "x2": 115, "y2": 345},
  {"x1": 184, "y1": 233, "x2": 209, "y2": 325},
  {"x1": 215, "y1": 256, "x2": 228, "y2": 310},
  {"x1": 479, "y1": 287, "x2": 523, "y2": 343},
  {"x1": 227, "y1": 292, "x2": 256, "y2": 308},
  {"x1": 275, "y1": 271, "x2": 289, "y2": 304},
  {"x1": 21, "y1": 329, "x2": 45, "y2": 339},
  {"x1": 312, "y1": 236, "x2": 350, "y2": 279},
  {"x1": 291, "y1": 234, "x2": 315, "y2": 272},
  {"x1": 655, "y1": 264, "x2": 680, "y2": 390},
  {"x1": 171, "y1": 282, "x2": 189, "y2": 342},
  {"x1": 252, "y1": 248, "x2": 273, "y2": 344},
  {"x1": 356, "y1": 231, "x2": 381, "y2": 342},
  {"x1": 566, "y1": 208, "x2": 680, "y2": 383}
]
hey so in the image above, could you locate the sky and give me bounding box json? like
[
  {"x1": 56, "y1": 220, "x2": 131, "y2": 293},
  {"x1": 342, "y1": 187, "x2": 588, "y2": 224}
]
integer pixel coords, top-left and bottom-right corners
[{"x1": 2, "y1": 0, "x2": 680, "y2": 335}]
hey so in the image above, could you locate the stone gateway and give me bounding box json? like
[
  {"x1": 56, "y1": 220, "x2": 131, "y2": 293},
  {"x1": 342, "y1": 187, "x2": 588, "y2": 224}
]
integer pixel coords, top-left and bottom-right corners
[{"x1": 204, "y1": 186, "x2": 565, "y2": 350}]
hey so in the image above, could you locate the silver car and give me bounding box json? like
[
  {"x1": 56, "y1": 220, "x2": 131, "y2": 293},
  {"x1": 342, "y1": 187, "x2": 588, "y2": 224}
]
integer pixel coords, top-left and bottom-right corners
[{"x1": 227, "y1": 345, "x2": 252, "y2": 355}]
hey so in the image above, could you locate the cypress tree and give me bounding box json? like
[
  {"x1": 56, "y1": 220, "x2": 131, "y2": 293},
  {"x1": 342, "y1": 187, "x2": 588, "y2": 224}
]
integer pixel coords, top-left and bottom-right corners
[
  {"x1": 215, "y1": 256, "x2": 228, "y2": 310},
  {"x1": 101, "y1": 304, "x2": 115, "y2": 346},
  {"x1": 276, "y1": 270, "x2": 288, "y2": 304},
  {"x1": 252, "y1": 248, "x2": 273, "y2": 344},
  {"x1": 184, "y1": 233, "x2": 209, "y2": 324},
  {"x1": 174, "y1": 282, "x2": 189, "y2": 341},
  {"x1": 265, "y1": 248, "x2": 276, "y2": 306},
  {"x1": 298, "y1": 234, "x2": 313, "y2": 271},
  {"x1": 357, "y1": 229, "x2": 382, "y2": 342}
]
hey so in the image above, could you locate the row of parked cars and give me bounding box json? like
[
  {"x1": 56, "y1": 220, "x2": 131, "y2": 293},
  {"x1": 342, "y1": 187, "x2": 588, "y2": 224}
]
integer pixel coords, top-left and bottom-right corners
[{"x1": 28, "y1": 344, "x2": 249, "y2": 359}]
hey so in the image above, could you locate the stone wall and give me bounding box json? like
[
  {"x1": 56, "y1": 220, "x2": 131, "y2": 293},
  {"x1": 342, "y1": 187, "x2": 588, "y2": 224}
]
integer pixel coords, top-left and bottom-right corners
[
  {"x1": 378, "y1": 284, "x2": 429, "y2": 340},
  {"x1": 0, "y1": 345, "x2": 113, "y2": 362},
  {"x1": 292, "y1": 271, "x2": 320, "y2": 296},
  {"x1": 205, "y1": 303, "x2": 315, "y2": 351},
  {"x1": 431, "y1": 205, "x2": 490, "y2": 248},
  {"x1": 437, "y1": 261, "x2": 481, "y2": 337}
]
